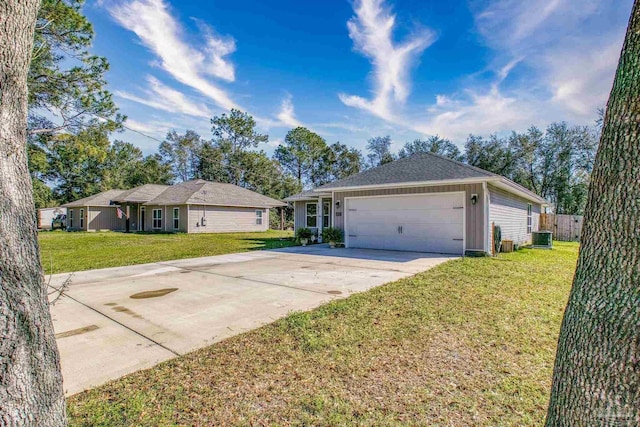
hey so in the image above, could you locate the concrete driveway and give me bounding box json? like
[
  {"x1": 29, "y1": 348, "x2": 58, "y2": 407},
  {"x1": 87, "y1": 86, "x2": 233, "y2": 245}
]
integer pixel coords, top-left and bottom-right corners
[{"x1": 48, "y1": 245, "x2": 456, "y2": 395}]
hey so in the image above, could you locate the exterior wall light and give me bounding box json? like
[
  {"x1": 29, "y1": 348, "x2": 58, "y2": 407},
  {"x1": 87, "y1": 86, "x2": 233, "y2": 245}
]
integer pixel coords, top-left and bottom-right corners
[{"x1": 471, "y1": 194, "x2": 478, "y2": 205}]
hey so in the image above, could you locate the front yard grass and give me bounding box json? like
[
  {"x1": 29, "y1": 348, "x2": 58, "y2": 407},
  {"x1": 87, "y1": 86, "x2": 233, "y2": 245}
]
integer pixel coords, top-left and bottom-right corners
[
  {"x1": 67, "y1": 242, "x2": 578, "y2": 426},
  {"x1": 39, "y1": 230, "x2": 294, "y2": 275}
]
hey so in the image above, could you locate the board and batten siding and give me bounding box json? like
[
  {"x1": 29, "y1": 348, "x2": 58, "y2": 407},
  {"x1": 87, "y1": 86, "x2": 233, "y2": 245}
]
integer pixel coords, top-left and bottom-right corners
[
  {"x1": 488, "y1": 185, "x2": 541, "y2": 246},
  {"x1": 331, "y1": 183, "x2": 486, "y2": 252},
  {"x1": 294, "y1": 201, "x2": 307, "y2": 230},
  {"x1": 187, "y1": 205, "x2": 268, "y2": 233}
]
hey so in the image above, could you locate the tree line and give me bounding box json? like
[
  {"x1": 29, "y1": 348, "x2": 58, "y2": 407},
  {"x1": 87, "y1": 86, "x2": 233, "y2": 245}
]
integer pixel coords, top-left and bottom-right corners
[
  {"x1": 26, "y1": 0, "x2": 599, "y2": 220},
  {"x1": 32, "y1": 115, "x2": 599, "y2": 216}
]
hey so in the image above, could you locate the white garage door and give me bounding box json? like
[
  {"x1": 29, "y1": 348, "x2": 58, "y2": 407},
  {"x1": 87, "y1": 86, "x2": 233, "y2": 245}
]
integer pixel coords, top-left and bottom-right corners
[{"x1": 345, "y1": 193, "x2": 465, "y2": 254}]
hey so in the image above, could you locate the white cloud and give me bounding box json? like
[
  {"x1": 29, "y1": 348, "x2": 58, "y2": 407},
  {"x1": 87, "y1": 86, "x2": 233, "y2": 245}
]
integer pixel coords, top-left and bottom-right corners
[
  {"x1": 414, "y1": 0, "x2": 628, "y2": 140},
  {"x1": 470, "y1": 0, "x2": 627, "y2": 123},
  {"x1": 339, "y1": 0, "x2": 436, "y2": 121},
  {"x1": 116, "y1": 75, "x2": 212, "y2": 118},
  {"x1": 107, "y1": 0, "x2": 238, "y2": 110},
  {"x1": 125, "y1": 118, "x2": 177, "y2": 136},
  {"x1": 276, "y1": 94, "x2": 303, "y2": 128}
]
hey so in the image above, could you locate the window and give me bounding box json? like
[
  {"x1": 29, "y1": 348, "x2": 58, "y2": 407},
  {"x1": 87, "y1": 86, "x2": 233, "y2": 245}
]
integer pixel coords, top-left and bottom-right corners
[
  {"x1": 173, "y1": 207, "x2": 180, "y2": 230},
  {"x1": 322, "y1": 200, "x2": 331, "y2": 228},
  {"x1": 306, "y1": 203, "x2": 317, "y2": 227},
  {"x1": 69, "y1": 210, "x2": 74, "y2": 228},
  {"x1": 153, "y1": 209, "x2": 162, "y2": 229},
  {"x1": 79, "y1": 209, "x2": 84, "y2": 229},
  {"x1": 527, "y1": 203, "x2": 533, "y2": 233},
  {"x1": 255, "y1": 210, "x2": 263, "y2": 225}
]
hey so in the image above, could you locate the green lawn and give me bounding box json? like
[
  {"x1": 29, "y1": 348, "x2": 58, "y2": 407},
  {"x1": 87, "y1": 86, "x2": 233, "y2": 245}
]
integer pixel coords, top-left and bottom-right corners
[
  {"x1": 39, "y1": 230, "x2": 294, "y2": 275},
  {"x1": 67, "y1": 242, "x2": 578, "y2": 426}
]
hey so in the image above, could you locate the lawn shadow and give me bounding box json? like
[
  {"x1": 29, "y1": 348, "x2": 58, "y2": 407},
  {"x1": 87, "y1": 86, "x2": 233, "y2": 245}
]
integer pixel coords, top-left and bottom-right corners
[{"x1": 242, "y1": 237, "x2": 296, "y2": 250}]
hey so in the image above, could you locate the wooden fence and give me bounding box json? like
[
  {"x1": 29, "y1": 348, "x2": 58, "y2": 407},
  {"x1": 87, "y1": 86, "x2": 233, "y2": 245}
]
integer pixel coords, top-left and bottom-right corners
[{"x1": 540, "y1": 213, "x2": 584, "y2": 241}]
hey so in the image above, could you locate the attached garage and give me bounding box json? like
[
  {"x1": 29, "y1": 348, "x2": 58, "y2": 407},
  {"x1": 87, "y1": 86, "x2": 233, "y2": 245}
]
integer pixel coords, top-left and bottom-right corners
[
  {"x1": 344, "y1": 192, "x2": 465, "y2": 255},
  {"x1": 286, "y1": 152, "x2": 548, "y2": 256}
]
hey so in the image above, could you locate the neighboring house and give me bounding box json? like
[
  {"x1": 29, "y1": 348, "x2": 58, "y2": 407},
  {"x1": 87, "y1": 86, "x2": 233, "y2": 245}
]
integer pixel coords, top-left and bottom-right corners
[
  {"x1": 64, "y1": 189, "x2": 128, "y2": 232},
  {"x1": 284, "y1": 152, "x2": 547, "y2": 255},
  {"x1": 38, "y1": 206, "x2": 67, "y2": 229},
  {"x1": 62, "y1": 180, "x2": 286, "y2": 233}
]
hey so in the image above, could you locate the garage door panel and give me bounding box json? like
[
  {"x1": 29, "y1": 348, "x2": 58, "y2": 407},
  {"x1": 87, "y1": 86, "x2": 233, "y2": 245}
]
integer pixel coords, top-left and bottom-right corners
[
  {"x1": 403, "y1": 222, "x2": 462, "y2": 239},
  {"x1": 345, "y1": 193, "x2": 465, "y2": 255}
]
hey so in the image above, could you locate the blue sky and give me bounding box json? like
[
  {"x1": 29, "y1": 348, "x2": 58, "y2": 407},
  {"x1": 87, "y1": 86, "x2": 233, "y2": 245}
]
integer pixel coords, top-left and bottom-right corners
[{"x1": 86, "y1": 0, "x2": 633, "y2": 155}]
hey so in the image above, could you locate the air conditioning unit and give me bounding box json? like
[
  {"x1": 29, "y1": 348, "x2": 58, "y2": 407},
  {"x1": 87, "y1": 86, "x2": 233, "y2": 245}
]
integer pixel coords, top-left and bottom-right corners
[{"x1": 532, "y1": 231, "x2": 553, "y2": 249}]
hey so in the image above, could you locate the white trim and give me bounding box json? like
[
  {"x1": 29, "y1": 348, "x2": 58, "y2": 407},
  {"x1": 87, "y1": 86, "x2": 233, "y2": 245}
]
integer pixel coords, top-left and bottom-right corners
[
  {"x1": 186, "y1": 204, "x2": 190, "y2": 232},
  {"x1": 173, "y1": 207, "x2": 180, "y2": 230},
  {"x1": 483, "y1": 182, "x2": 490, "y2": 254},
  {"x1": 152, "y1": 208, "x2": 162, "y2": 229},
  {"x1": 304, "y1": 201, "x2": 318, "y2": 228},
  {"x1": 255, "y1": 209, "x2": 263, "y2": 226},
  {"x1": 322, "y1": 199, "x2": 331, "y2": 229},
  {"x1": 343, "y1": 191, "x2": 466, "y2": 255},
  {"x1": 317, "y1": 177, "x2": 499, "y2": 193}
]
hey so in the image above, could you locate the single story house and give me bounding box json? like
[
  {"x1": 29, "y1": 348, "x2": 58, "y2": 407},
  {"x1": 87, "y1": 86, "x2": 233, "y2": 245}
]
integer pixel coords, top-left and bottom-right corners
[
  {"x1": 63, "y1": 190, "x2": 129, "y2": 232},
  {"x1": 284, "y1": 152, "x2": 547, "y2": 256},
  {"x1": 63, "y1": 180, "x2": 286, "y2": 233}
]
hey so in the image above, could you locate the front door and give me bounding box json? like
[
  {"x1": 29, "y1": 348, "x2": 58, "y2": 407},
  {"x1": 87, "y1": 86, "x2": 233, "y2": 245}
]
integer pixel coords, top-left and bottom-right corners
[{"x1": 140, "y1": 207, "x2": 146, "y2": 231}]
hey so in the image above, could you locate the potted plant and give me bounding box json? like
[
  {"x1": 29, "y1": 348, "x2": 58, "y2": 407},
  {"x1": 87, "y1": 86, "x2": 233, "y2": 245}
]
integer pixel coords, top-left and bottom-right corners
[
  {"x1": 321, "y1": 227, "x2": 344, "y2": 248},
  {"x1": 296, "y1": 227, "x2": 313, "y2": 246}
]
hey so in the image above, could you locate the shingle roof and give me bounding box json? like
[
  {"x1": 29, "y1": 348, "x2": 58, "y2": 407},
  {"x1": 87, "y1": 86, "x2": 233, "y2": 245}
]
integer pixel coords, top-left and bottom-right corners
[
  {"x1": 283, "y1": 189, "x2": 324, "y2": 202},
  {"x1": 316, "y1": 152, "x2": 497, "y2": 190},
  {"x1": 112, "y1": 184, "x2": 170, "y2": 203},
  {"x1": 144, "y1": 180, "x2": 286, "y2": 208},
  {"x1": 62, "y1": 189, "x2": 126, "y2": 207}
]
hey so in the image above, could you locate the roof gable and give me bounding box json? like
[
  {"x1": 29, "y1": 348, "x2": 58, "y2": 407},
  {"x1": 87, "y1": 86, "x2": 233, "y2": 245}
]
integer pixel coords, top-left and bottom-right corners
[
  {"x1": 62, "y1": 189, "x2": 126, "y2": 207},
  {"x1": 145, "y1": 180, "x2": 286, "y2": 208},
  {"x1": 113, "y1": 184, "x2": 170, "y2": 203}
]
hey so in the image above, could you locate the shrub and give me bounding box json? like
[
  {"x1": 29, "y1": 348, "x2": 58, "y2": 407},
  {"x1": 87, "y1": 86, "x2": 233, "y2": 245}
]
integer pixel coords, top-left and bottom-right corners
[
  {"x1": 321, "y1": 227, "x2": 344, "y2": 243},
  {"x1": 493, "y1": 224, "x2": 502, "y2": 254},
  {"x1": 296, "y1": 227, "x2": 313, "y2": 240}
]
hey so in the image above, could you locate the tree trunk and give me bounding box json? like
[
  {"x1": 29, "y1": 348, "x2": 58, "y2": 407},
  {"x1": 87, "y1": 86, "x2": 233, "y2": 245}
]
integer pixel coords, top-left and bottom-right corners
[
  {"x1": 546, "y1": 2, "x2": 640, "y2": 425},
  {"x1": 0, "y1": 1, "x2": 68, "y2": 425}
]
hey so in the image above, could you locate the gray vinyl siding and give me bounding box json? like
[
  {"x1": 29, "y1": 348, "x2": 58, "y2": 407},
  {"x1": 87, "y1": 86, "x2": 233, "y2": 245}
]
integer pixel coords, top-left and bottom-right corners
[
  {"x1": 187, "y1": 205, "x2": 268, "y2": 233},
  {"x1": 488, "y1": 185, "x2": 541, "y2": 246},
  {"x1": 332, "y1": 183, "x2": 486, "y2": 252}
]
